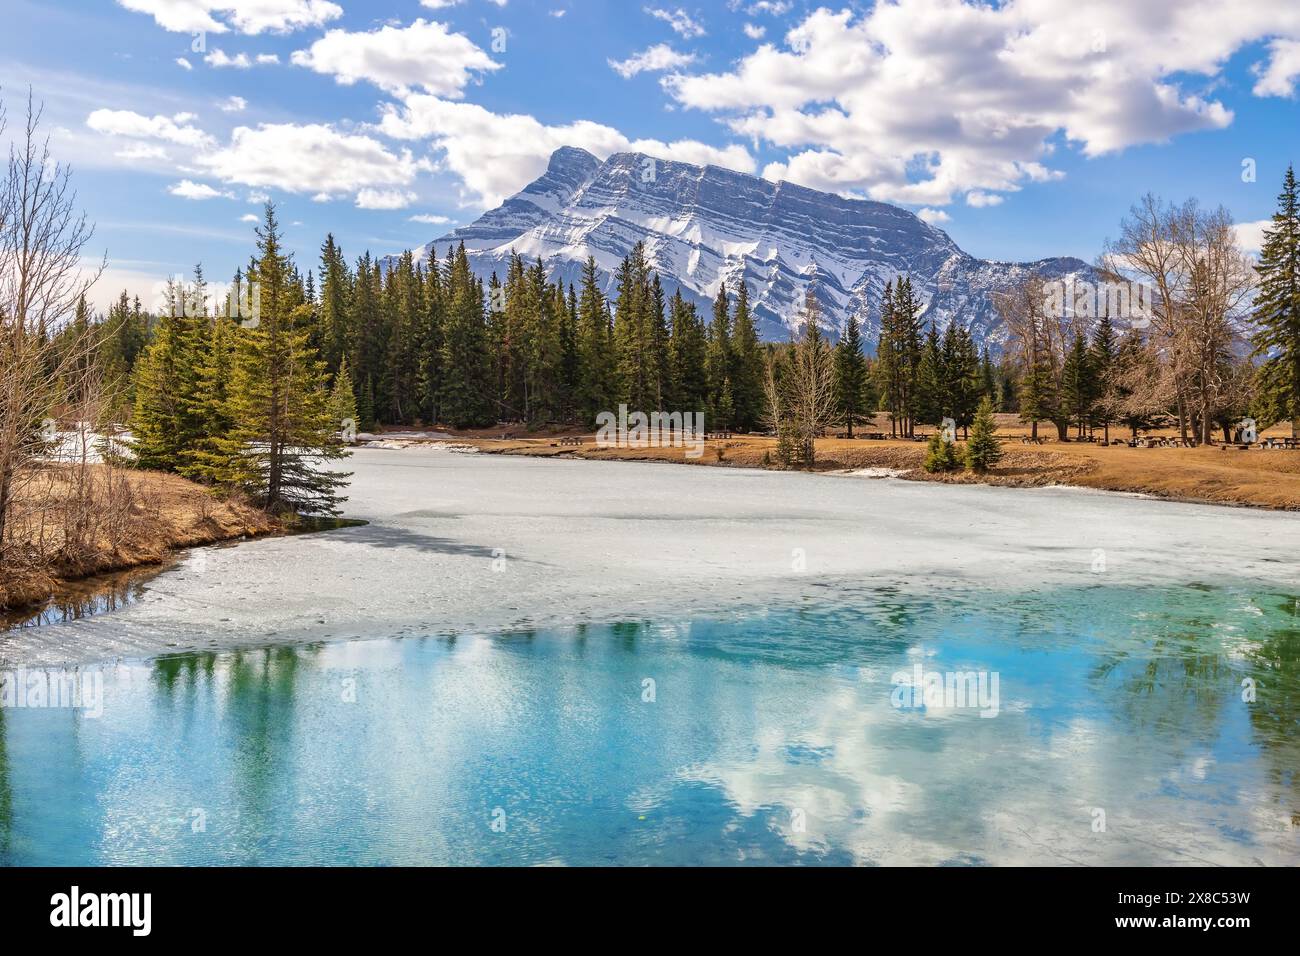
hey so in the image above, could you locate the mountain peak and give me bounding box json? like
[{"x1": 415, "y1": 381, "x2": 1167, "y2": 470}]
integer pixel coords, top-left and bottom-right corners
[{"x1": 419, "y1": 147, "x2": 1095, "y2": 351}]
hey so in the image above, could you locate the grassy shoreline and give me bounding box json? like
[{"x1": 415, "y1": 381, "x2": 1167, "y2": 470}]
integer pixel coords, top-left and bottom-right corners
[
  {"x1": 0, "y1": 467, "x2": 278, "y2": 614},
  {"x1": 404, "y1": 413, "x2": 1300, "y2": 512}
]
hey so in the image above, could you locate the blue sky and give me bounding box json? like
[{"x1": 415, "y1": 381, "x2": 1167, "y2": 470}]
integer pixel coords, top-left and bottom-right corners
[{"x1": 2, "y1": 0, "x2": 1297, "y2": 313}]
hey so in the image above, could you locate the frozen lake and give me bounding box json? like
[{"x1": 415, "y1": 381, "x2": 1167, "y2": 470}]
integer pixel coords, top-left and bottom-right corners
[
  {"x1": 0, "y1": 449, "x2": 1297, "y2": 865},
  {"x1": 2, "y1": 447, "x2": 1297, "y2": 665}
]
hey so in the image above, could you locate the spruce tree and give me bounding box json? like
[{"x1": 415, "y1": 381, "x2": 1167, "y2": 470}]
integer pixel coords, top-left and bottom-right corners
[
  {"x1": 576, "y1": 256, "x2": 614, "y2": 423},
  {"x1": 669, "y1": 291, "x2": 709, "y2": 416},
  {"x1": 706, "y1": 281, "x2": 732, "y2": 421},
  {"x1": 1089, "y1": 314, "x2": 1118, "y2": 442},
  {"x1": 1251, "y1": 164, "x2": 1300, "y2": 437},
  {"x1": 1060, "y1": 331, "x2": 1096, "y2": 438},
  {"x1": 833, "y1": 312, "x2": 869, "y2": 436},
  {"x1": 330, "y1": 355, "x2": 359, "y2": 435},
  {"x1": 923, "y1": 429, "x2": 960, "y2": 473},
  {"x1": 914, "y1": 323, "x2": 944, "y2": 427},
  {"x1": 729, "y1": 279, "x2": 764, "y2": 430},
  {"x1": 438, "y1": 243, "x2": 496, "y2": 428},
  {"x1": 964, "y1": 396, "x2": 1003, "y2": 473},
  {"x1": 211, "y1": 204, "x2": 351, "y2": 515}
]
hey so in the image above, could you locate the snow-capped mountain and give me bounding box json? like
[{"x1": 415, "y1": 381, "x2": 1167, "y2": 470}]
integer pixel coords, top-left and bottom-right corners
[{"x1": 411, "y1": 146, "x2": 1094, "y2": 352}]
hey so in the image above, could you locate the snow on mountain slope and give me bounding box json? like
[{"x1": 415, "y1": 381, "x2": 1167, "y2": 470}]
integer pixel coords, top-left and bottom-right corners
[{"x1": 409, "y1": 147, "x2": 1095, "y2": 352}]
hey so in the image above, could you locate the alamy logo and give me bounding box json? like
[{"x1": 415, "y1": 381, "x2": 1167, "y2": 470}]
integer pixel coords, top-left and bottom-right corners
[
  {"x1": 1, "y1": 667, "x2": 103, "y2": 718},
  {"x1": 890, "y1": 663, "x2": 1000, "y2": 718},
  {"x1": 50, "y1": 887, "x2": 151, "y2": 936},
  {"x1": 1043, "y1": 278, "x2": 1153, "y2": 328},
  {"x1": 595, "y1": 404, "x2": 704, "y2": 459}
]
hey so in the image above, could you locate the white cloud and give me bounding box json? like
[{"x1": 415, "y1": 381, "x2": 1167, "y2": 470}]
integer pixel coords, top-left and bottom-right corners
[
  {"x1": 742, "y1": 23, "x2": 765, "y2": 40},
  {"x1": 218, "y1": 95, "x2": 248, "y2": 112},
  {"x1": 378, "y1": 94, "x2": 754, "y2": 208},
  {"x1": 240, "y1": 213, "x2": 260, "y2": 222},
  {"x1": 290, "y1": 19, "x2": 500, "y2": 97},
  {"x1": 1253, "y1": 39, "x2": 1300, "y2": 97},
  {"x1": 917, "y1": 207, "x2": 950, "y2": 224},
  {"x1": 421, "y1": 0, "x2": 464, "y2": 7},
  {"x1": 168, "y1": 179, "x2": 234, "y2": 200},
  {"x1": 1234, "y1": 219, "x2": 1273, "y2": 255},
  {"x1": 198, "y1": 122, "x2": 427, "y2": 200},
  {"x1": 86, "y1": 109, "x2": 214, "y2": 148},
  {"x1": 609, "y1": 44, "x2": 696, "y2": 79},
  {"x1": 744, "y1": 1, "x2": 791, "y2": 15},
  {"x1": 666, "y1": 0, "x2": 1300, "y2": 207},
  {"x1": 116, "y1": 0, "x2": 342, "y2": 35},
  {"x1": 965, "y1": 191, "x2": 1003, "y2": 208},
  {"x1": 410, "y1": 213, "x2": 453, "y2": 224},
  {"x1": 204, "y1": 49, "x2": 279, "y2": 68},
  {"x1": 175, "y1": 56, "x2": 193, "y2": 70},
  {"x1": 355, "y1": 188, "x2": 419, "y2": 210},
  {"x1": 646, "y1": 7, "x2": 706, "y2": 39}
]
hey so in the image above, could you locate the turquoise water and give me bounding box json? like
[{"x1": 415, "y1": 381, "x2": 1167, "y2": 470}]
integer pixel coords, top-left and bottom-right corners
[{"x1": 1, "y1": 583, "x2": 1296, "y2": 866}]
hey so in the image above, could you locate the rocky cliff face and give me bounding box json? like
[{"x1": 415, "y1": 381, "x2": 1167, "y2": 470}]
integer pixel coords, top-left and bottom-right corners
[{"x1": 410, "y1": 146, "x2": 1093, "y2": 352}]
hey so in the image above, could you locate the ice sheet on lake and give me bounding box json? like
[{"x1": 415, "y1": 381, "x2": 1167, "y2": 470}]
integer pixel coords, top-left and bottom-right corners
[{"x1": 4, "y1": 447, "x2": 1297, "y2": 665}]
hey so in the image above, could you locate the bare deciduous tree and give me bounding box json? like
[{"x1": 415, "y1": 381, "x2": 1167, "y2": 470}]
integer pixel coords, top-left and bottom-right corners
[{"x1": 0, "y1": 90, "x2": 105, "y2": 570}]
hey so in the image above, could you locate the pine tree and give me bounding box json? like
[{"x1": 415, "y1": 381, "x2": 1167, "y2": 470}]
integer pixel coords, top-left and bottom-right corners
[
  {"x1": 1060, "y1": 331, "x2": 1096, "y2": 438},
  {"x1": 964, "y1": 396, "x2": 1003, "y2": 473},
  {"x1": 330, "y1": 355, "x2": 358, "y2": 436},
  {"x1": 177, "y1": 315, "x2": 237, "y2": 482},
  {"x1": 576, "y1": 256, "x2": 614, "y2": 423},
  {"x1": 833, "y1": 312, "x2": 869, "y2": 436},
  {"x1": 1251, "y1": 164, "x2": 1300, "y2": 437},
  {"x1": 715, "y1": 377, "x2": 735, "y2": 431},
  {"x1": 130, "y1": 291, "x2": 199, "y2": 472},
  {"x1": 914, "y1": 323, "x2": 945, "y2": 427},
  {"x1": 669, "y1": 290, "x2": 708, "y2": 416},
  {"x1": 211, "y1": 203, "x2": 351, "y2": 515},
  {"x1": 1090, "y1": 314, "x2": 1118, "y2": 442},
  {"x1": 923, "y1": 429, "x2": 960, "y2": 473},
  {"x1": 438, "y1": 243, "x2": 496, "y2": 428},
  {"x1": 729, "y1": 279, "x2": 764, "y2": 429},
  {"x1": 706, "y1": 281, "x2": 733, "y2": 422}
]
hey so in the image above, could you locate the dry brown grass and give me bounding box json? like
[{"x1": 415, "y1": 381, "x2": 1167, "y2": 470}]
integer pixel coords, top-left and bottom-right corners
[{"x1": 0, "y1": 464, "x2": 276, "y2": 610}]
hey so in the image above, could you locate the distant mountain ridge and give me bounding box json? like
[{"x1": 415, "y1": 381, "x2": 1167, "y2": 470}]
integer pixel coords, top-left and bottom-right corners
[{"x1": 406, "y1": 146, "x2": 1095, "y2": 352}]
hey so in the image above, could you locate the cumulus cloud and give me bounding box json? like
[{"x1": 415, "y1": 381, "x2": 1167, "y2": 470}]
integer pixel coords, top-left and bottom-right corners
[
  {"x1": 1253, "y1": 38, "x2": 1300, "y2": 97},
  {"x1": 168, "y1": 179, "x2": 234, "y2": 200},
  {"x1": 665, "y1": 0, "x2": 1300, "y2": 207},
  {"x1": 290, "y1": 19, "x2": 500, "y2": 97},
  {"x1": 1233, "y1": 219, "x2": 1273, "y2": 256},
  {"x1": 117, "y1": 0, "x2": 342, "y2": 35},
  {"x1": 355, "y1": 188, "x2": 419, "y2": 210},
  {"x1": 917, "y1": 207, "x2": 950, "y2": 224},
  {"x1": 205, "y1": 49, "x2": 279, "y2": 68},
  {"x1": 609, "y1": 44, "x2": 696, "y2": 79},
  {"x1": 219, "y1": 95, "x2": 247, "y2": 112},
  {"x1": 378, "y1": 94, "x2": 754, "y2": 208},
  {"x1": 197, "y1": 122, "x2": 427, "y2": 199},
  {"x1": 86, "y1": 109, "x2": 214, "y2": 148},
  {"x1": 410, "y1": 213, "x2": 453, "y2": 224}
]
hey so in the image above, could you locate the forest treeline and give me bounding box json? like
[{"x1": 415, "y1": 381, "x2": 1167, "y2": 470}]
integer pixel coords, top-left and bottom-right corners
[{"x1": 39, "y1": 167, "x2": 1300, "y2": 502}]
